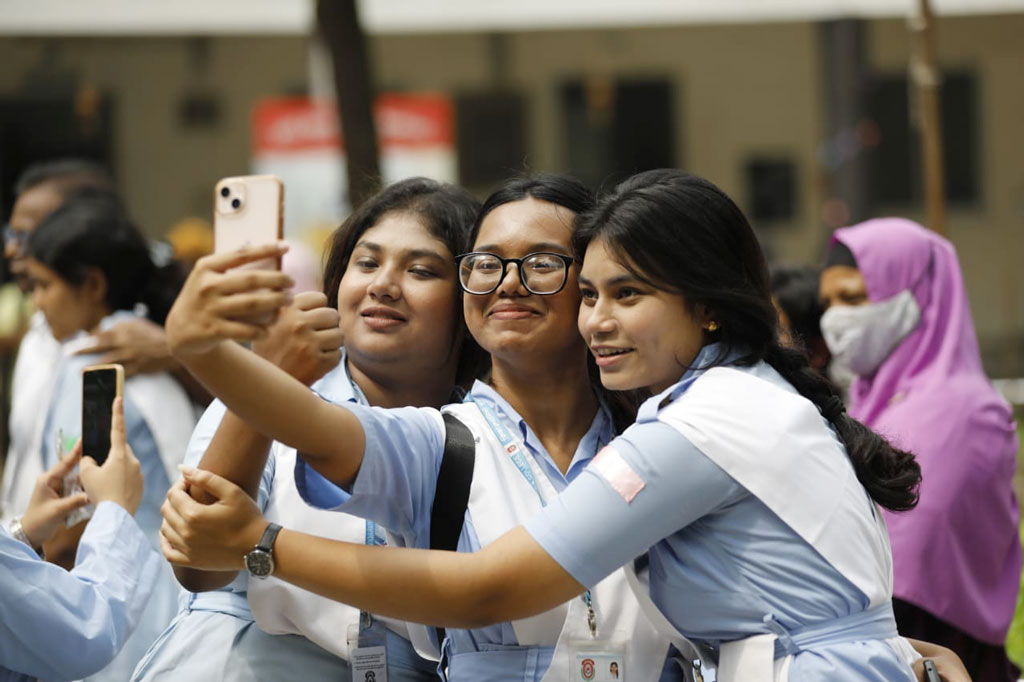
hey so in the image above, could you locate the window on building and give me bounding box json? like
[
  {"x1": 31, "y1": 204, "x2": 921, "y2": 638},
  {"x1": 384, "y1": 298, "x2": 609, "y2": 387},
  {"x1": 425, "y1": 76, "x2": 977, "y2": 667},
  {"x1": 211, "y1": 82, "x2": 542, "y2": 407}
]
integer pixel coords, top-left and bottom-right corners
[
  {"x1": 867, "y1": 70, "x2": 979, "y2": 206},
  {"x1": 455, "y1": 92, "x2": 526, "y2": 189},
  {"x1": 561, "y1": 77, "x2": 676, "y2": 190},
  {"x1": 0, "y1": 95, "x2": 114, "y2": 226},
  {"x1": 746, "y1": 158, "x2": 797, "y2": 223}
]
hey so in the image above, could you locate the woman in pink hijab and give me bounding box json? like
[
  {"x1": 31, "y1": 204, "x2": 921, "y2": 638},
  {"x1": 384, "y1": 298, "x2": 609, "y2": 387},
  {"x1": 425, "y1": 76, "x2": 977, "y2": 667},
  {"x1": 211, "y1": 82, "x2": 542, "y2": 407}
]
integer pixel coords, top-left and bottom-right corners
[{"x1": 820, "y1": 217, "x2": 1021, "y2": 681}]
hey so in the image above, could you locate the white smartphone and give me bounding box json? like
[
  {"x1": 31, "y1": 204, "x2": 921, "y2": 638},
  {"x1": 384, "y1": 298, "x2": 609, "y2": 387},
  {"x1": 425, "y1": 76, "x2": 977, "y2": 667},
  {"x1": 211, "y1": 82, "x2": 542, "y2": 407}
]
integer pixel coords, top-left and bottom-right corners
[{"x1": 213, "y1": 174, "x2": 284, "y2": 270}]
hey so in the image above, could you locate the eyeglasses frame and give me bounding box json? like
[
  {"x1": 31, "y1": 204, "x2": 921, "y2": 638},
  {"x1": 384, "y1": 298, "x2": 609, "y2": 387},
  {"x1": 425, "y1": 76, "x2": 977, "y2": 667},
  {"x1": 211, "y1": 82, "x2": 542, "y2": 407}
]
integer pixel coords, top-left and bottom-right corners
[{"x1": 454, "y1": 251, "x2": 576, "y2": 296}]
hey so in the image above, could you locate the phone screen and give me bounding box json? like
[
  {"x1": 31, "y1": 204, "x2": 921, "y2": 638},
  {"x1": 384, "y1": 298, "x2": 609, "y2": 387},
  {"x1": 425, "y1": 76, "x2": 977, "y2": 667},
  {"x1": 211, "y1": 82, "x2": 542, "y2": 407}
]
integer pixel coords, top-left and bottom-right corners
[{"x1": 82, "y1": 368, "x2": 118, "y2": 464}]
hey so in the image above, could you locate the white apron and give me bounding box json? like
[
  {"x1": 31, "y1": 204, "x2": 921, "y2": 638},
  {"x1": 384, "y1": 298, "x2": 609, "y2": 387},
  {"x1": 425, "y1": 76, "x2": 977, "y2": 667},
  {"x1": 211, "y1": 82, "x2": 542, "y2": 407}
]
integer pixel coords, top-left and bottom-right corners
[
  {"x1": 247, "y1": 446, "x2": 415, "y2": 661},
  {"x1": 643, "y1": 366, "x2": 917, "y2": 682},
  {"x1": 126, "y1": 370, "x2": 196, "y2": 485},
  {"x1": 0, "y1": 314, "x2": 62, "y2": 524},
  {"x1": 442, "y1": 401, "x2": 672, "y2": 682}
]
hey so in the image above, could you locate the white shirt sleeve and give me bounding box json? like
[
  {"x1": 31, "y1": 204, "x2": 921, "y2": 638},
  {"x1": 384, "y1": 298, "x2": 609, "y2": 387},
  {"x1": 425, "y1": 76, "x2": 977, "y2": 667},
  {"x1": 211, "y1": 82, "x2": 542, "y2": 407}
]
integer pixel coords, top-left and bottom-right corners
[{"x1": 0, "y1": 501, "x2": 160, "y2": 681}]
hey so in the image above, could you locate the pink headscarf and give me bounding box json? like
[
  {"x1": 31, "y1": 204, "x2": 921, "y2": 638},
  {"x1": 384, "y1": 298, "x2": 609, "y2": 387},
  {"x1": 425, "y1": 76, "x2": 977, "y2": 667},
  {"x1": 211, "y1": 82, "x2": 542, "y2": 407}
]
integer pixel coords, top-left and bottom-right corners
[{"x1": 832, "y1": 218, "x2": 1020, "y2": 644}]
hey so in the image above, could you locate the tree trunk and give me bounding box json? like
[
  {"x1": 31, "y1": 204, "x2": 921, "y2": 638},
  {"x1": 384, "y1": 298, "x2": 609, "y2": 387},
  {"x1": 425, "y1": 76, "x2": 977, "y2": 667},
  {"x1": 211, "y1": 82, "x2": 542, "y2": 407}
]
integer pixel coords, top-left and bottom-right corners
[
  {"x1": 316, "y1": 0, "x2": 380, "y2": 208},
  {"x1": 911, "y1": 0, "x2": 946, "y2": 236}
]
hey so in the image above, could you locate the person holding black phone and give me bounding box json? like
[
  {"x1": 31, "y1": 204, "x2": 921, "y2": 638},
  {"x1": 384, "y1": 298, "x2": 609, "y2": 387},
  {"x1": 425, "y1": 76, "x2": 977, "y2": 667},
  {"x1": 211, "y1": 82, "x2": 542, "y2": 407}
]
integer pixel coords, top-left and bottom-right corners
[
  {"x1": 0, "y1": 398, "x2": 159, "y2": 682},
  {"x1": 23, "y1": 190, "x2": 197, "y2": 682}
]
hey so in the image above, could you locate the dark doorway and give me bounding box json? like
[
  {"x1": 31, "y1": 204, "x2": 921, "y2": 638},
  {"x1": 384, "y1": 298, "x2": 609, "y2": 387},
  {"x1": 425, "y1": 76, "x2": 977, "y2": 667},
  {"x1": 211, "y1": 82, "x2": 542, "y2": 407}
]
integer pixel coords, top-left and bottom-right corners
[
  {"x1": 562, "y1": 77, "x2": 676, "y2": 191},
  {"x1": 0, "y1": 95, "x2": 115, "y2": 222}
]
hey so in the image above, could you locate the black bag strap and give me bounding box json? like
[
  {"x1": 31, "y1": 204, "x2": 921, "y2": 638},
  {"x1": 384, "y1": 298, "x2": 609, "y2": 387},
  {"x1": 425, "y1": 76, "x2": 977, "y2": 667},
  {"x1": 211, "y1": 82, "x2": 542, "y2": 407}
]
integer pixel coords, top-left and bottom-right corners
[
  {"x1": 431, "y1": 413, "x2": 476, "y2": 552},
  {"x1": 430, "y1": 412, "x2": 476, "y2": 653}
]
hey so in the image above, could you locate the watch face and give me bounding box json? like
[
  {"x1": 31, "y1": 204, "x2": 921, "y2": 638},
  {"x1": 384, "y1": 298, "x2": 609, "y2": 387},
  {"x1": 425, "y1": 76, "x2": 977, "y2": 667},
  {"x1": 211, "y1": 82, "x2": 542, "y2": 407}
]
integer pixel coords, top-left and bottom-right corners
[{"x1": 245, "y1": 548, "x2": 274, "y2": 577}]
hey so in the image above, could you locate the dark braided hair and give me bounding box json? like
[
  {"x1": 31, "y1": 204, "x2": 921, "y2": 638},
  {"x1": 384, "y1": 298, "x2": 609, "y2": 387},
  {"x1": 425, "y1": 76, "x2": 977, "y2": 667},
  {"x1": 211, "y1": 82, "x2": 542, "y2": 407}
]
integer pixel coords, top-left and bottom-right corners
[{"x1": 573, "y1": 169, "x2": 920, "y2": 511}]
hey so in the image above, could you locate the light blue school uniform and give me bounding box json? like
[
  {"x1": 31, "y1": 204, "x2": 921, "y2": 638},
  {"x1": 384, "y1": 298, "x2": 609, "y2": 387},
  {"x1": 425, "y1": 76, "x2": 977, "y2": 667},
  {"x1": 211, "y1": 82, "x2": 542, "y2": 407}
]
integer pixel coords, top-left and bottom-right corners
[
  {"x1": 295, "y1": 381, "x2": 683, "y2": 682},
  {"x1": 523, "y1": 345, "x2": 916, "y2": 682},
  {"x1": 42, "y1": 311, "x2": 190, "y2": 682},
  {"x1": 132, "y1": 354, "x2": 435, "y2": 682},
  {"x1": 1, "y1": 502, "x2": 160, "y2": 682}
]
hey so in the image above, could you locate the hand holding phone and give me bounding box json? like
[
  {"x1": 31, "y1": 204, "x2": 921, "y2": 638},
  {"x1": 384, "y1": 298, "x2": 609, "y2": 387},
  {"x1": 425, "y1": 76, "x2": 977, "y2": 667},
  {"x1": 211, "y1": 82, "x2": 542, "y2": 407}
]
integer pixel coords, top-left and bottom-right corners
[{"x1": 79, "y1": 397, "x2": 144, "y2": 516}]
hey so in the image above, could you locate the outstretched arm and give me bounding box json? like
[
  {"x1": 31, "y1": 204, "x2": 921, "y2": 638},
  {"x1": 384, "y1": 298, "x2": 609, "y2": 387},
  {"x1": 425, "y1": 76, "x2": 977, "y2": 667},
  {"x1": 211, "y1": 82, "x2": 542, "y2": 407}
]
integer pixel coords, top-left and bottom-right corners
[
  {"x1": 161, "y1": 467, "x2": 583, "y2": 628},
  {"x1": 174, "y1": 291, "x2": 344, "y2": 592},
  {"x1": 165, "y1": 244, "x2": 365, "y2": 487}
]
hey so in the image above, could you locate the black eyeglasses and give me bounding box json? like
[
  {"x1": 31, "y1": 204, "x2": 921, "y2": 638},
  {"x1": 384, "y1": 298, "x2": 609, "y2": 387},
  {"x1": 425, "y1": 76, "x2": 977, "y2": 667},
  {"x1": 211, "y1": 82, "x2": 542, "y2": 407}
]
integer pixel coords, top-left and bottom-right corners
[{"x1": 455, "y1": 251, "x2": 575, "y2": 295}]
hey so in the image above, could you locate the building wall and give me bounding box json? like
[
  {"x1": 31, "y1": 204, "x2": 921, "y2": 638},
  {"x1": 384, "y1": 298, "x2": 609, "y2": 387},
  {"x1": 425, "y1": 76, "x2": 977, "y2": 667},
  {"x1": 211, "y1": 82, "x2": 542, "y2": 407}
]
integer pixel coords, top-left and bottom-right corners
[
  {"x1": 869, "y1": 15, "x2": 1024, "y2": 370},
  {"x1": 0, "y1": 14, "x2": 1021, "y2": 371},
  {"x1": 0, "y1": 36, "x2": 309, "y2": 236}
]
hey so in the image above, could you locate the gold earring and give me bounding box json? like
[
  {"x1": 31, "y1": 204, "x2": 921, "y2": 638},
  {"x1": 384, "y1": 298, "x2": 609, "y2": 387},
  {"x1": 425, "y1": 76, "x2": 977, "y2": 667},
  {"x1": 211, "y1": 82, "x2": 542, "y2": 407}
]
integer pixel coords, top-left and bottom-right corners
[{"x1": 705, "y1": 321, "x2": 719, "y2": 332}]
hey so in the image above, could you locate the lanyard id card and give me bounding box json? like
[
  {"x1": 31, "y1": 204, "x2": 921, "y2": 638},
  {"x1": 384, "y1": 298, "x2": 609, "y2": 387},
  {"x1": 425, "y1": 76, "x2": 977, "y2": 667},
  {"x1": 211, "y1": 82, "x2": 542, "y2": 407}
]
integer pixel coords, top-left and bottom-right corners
[
  {"x1": 568, "y1": 641, "x2": 627, "y2": 681},
  {"x1": 348, "y1": 613, "x2": 388, "y2": 682},
  {"x1": 565, "y1": 589, "x2": 628, "y2": 681}
]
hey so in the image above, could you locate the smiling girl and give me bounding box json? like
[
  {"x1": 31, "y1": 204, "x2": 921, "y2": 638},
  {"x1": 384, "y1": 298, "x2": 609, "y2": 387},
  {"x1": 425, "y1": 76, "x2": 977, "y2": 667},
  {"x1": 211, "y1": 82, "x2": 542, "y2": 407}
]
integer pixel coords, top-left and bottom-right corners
[
  {"x1": 158, "y1": 170, "x2": 972, "y2": 682},
  {"x1": 159, "y1": 174, "x2": 679, "y2": 681},
  {"x1": 133, "y1": 178, "x2": 480, "y2": 682}
]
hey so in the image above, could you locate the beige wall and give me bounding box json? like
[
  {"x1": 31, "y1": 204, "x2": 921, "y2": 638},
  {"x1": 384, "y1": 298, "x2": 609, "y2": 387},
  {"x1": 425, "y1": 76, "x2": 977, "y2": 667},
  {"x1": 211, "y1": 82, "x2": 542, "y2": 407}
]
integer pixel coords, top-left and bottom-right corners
[
  {"x1": 1, "y1": 14, "x2": 1022, "y2": 370},
  {"x1": 869, "y1": 15, "x2": 1024, "y2": 369},
  {"x1": 375, "y1": 23, "x2": 825, "y2": 262},
  {"x1": 0, "y1": 36, "x2": 309, "y2": 236}
]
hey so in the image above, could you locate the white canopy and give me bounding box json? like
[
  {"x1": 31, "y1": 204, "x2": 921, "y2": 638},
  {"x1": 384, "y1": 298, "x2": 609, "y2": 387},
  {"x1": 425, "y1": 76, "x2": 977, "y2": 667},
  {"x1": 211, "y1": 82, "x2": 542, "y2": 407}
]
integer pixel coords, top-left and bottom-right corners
[{"x1": 3, "y1": 0, "x2": 1023, "y2": 36}]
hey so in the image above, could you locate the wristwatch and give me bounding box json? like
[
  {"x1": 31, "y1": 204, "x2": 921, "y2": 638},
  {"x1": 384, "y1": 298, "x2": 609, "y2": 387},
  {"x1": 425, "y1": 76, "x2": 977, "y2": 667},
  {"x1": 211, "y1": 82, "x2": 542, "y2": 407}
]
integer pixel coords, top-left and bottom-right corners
[
  {"x1": 10, "y1": 517, "x2": 45, "y2": 560},
  {"x1": 244, "y1": 522, "x2": 282, "y2": 578}
]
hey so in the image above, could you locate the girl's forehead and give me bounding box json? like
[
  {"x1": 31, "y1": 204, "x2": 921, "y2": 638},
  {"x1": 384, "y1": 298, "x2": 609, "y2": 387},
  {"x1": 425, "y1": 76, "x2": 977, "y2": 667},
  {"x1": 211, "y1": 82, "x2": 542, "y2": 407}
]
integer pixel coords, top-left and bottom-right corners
[
  {"x1": 359, "y1": 214, "x2": 451, "y2": 256},
  {"x1": 474, "y1": 199, "x2": 574, "y2": 251},
  {"x1": 581, "y1": 238, "x2": 630, "y2": 276}
]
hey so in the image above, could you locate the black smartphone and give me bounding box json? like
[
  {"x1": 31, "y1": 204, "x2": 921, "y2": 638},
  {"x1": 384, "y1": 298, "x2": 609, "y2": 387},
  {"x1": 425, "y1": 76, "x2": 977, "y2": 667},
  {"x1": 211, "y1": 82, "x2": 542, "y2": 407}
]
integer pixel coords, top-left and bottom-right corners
[
  {"x1": 923, "y1": 659, "x2": 942, "y2": 682},
  {"x1": 82, "y1": 364, "x2": 124, "y2": 465}
]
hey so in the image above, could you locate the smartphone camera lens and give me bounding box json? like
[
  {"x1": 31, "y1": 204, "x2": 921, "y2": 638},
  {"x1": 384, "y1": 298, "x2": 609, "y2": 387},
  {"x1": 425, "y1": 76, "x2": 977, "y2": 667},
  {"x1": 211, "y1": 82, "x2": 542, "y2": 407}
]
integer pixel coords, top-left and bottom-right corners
[
  {"x1": 220, "y1": 187, "x2": 230, "y2": 198},
  {"x1": 231, "y1": 198, "x2": 241, "y2": 209}
]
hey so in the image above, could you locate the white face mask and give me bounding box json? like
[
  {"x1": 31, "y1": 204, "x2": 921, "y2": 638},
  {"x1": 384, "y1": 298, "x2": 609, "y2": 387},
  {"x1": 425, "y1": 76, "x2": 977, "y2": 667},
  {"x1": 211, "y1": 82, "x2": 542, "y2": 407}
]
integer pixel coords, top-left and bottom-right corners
[{"x1": 820, "y1": 289, "x2": 922, "y2": 378}]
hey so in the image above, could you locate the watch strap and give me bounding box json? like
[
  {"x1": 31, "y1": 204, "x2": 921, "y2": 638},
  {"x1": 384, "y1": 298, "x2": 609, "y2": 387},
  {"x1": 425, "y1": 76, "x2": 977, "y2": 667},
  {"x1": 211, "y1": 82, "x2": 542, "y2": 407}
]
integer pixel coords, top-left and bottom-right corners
[{"x1": 256, "y1": 522, "x2": 282, "y2": 552}]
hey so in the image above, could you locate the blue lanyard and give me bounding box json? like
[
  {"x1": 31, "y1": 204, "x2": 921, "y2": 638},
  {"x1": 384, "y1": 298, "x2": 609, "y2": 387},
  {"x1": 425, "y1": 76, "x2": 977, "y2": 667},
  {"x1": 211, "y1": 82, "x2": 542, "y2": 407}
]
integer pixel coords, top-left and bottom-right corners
[
  {"x1": 465, "y1": 395, "x2": 546, "y2": 506},
  {"x1": 466, "y1": 394, "x2": 595, "y2": 630}
]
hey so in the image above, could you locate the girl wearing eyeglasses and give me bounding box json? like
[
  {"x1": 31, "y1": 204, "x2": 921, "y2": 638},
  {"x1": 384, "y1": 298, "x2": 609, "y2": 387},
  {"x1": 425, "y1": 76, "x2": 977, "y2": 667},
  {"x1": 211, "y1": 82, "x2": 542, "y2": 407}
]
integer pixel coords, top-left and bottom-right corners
[
  {"x1": 162, "y1": 171, "x2": 972, "y2": 682},
  {"x1": 161, "y1": 174, "x2": 680, "y2": 682}
]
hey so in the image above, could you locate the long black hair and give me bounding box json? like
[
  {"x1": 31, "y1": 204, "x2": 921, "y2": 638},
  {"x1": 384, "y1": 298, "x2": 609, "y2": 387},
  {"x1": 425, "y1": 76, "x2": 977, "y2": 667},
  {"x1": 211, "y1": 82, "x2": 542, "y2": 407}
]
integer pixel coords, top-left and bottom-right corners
[
  {"x1": 322, "y1": 177, "x2": 485, "y2": 387},
  {"x1": 473, "y1": 173, "x2": 644, "y2": 433},
  {"x1": 26, "y1": 188, "x2": 179, "y2": 325},
  {"x1": 573, "y1": 169, "x2": 920, "y2": 511}
]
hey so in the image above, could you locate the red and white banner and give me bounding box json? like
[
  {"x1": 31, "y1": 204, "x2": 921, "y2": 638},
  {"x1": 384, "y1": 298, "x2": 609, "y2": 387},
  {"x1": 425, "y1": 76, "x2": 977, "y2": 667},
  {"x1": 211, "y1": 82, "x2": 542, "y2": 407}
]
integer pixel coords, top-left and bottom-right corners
[{"x1": 251, "y1": 94, "x2": 457, "y2": 241}]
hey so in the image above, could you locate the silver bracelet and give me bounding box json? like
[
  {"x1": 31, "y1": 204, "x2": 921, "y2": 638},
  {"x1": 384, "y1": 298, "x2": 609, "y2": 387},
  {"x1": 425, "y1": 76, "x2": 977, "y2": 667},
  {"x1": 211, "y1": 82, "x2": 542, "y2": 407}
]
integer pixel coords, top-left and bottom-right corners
[{"x1": 9, "y1": 517, "x2": 45, "y2": 559}]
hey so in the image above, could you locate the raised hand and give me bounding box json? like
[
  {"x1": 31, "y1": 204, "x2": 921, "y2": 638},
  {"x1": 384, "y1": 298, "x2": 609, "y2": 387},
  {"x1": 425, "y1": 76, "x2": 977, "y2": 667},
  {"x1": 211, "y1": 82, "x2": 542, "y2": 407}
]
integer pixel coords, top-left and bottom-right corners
[
  {"x1": 253, "y1": 290, "x2": 343, "y2": 386},
  {"x1": 165, "y1": 243, "x2": 293, "y2": 358},
  {"x1": 79, "y1": 398, "x2": 144, "y2": 515}
]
